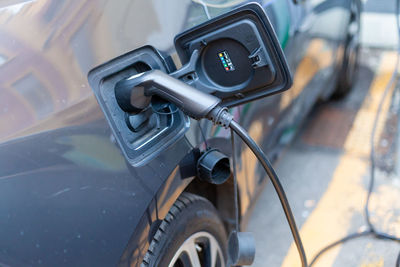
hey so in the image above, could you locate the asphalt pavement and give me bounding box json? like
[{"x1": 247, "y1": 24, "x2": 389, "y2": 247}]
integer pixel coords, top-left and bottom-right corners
[{"x1": 247, "y1": 3, "x2": 400, "y2": 266}]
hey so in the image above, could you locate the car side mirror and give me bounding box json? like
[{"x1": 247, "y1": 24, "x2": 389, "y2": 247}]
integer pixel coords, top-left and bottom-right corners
[{"x1": 171, "y1": 2, "x2": 292, "y2": 107}]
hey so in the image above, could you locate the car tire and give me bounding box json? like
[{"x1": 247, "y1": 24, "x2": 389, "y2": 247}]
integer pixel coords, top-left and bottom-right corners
[
  {"x1": 332, "y1": 0, "x2": 361, "y2": 99},
  {"x1": 141, "y1": 193, "x2": 228, "y2": 267}
]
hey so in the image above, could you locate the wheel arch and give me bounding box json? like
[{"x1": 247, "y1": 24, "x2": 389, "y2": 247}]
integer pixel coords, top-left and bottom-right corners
[{"x1": 120, "y1": 141, "x2": 238, "y2": 266}]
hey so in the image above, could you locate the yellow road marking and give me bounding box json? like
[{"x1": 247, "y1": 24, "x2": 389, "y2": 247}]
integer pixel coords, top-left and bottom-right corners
[
  {"x1": 361, "y1": 258, "x2": 384, "y2": 267},
  {"x1": 281, "y1": 52, "x2": 398, "y2": 267},
  {"x1": 344, "y1": 52, "x2": 397, "y2": 157}
]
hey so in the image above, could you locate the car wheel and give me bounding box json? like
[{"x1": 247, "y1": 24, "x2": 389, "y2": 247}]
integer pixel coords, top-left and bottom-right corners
[
  {"x1": 141, "y1": 193, "x2": 227, "y2": 267},
  {"x1": 332, "y1": 0, "x2": 361, "y2": 99}
]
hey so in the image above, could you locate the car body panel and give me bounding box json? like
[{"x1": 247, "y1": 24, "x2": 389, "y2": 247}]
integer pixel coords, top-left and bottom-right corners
[{"x1": 0, "y1": 0, "x2": 353, "y2": 265}]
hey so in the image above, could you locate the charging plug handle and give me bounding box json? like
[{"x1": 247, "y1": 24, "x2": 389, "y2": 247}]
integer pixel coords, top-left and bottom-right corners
[{"x1": 127, "y1": 70, "x2": 221, "y2": 119}]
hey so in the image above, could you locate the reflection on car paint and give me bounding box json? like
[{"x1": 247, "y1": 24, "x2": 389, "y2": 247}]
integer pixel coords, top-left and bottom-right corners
[{"x1": 280, "y1": 39, "x2": 334, "y2": 110}]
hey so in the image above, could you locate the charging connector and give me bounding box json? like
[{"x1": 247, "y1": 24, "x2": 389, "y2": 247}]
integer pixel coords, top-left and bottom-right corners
[
  {"x1": 121, "y1": 68, "x2": 308, "y2": 267},
  {"x1": 118, "y1": 70, "x2": 221, "y2": 119}
]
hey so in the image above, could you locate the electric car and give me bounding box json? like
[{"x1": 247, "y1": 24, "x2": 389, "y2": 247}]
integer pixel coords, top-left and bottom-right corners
[{"x1": 0, "y1": 0, "x2": 360, "y2": 266}]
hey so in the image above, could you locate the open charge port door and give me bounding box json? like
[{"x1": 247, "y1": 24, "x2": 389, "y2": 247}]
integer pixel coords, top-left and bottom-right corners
[{"x1": 88, "y1": 46, "x2": 190, "y2": 166}]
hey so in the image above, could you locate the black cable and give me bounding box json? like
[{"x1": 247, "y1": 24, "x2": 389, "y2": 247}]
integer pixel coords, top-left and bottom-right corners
[
  {"x1": 309, "y1": 230, "x2": 372, "y2": 267},
  {"x1": 197, "y1": 121, "x2": 209, "y2": 149},
  {"x1": 366, "y1": 0, "x2": 400, "y2": 236},
  {"x1": 230, "y1": 65, "x2": 399, "y2": 266},
  {"x1": 308, "y1": 0, "x2": 400, "y2": 265},
  {"x1": 230, "y1": 128, "x2": 240, "y2": 232},
  {"x1": 229, "y1": 1, "x2": 400, "y2": 263},
  {"x1": 229, "y1": 120, "x2": 308, "y2": 267},
  {"x1": 366, "y1": 43, "x2": 400, "y2": 236},
  {"x1": 367, "y1": 0, "x2": 400, "y2": 236}
]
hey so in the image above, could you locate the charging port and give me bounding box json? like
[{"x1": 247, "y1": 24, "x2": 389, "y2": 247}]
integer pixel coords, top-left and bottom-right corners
[{"x1": 88, "y1": 46, "x2": 190, "y2": 166}]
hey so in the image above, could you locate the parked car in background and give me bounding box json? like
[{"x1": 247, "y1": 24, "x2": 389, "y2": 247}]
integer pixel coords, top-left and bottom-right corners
[{"x1": 0, "y1": 0, "x2": 360, "y2": 266}]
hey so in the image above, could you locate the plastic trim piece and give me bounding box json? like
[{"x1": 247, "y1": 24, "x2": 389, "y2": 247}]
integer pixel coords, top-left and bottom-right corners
[{"x1": 174, "y1": 2, "x2": 292, "y2": 107}]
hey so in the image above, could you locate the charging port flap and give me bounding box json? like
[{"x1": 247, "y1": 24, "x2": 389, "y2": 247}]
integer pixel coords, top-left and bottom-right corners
[
  {"x1": 174, "y1": 3, "x2": 292, "y2": 107},
  {"x1": 88, "y1": 46, "x2": 190, "y2": 166}
]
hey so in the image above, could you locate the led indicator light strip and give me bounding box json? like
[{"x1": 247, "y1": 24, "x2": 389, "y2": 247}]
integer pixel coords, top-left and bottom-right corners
[{"x1": 218, "y1": 51, "x2": 235, "y2": 72}]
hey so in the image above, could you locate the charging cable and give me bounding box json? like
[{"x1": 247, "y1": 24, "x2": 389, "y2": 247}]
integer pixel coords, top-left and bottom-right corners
[
  {"x1": 123, "y1": 68, "x2": 309, "y2": 266},
  {"x1": 122, "y1": 3, "x2": 400, "y2": 261},
  {"x1": 229, "y1": 119, "x2": 308, "y2": 267}
]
